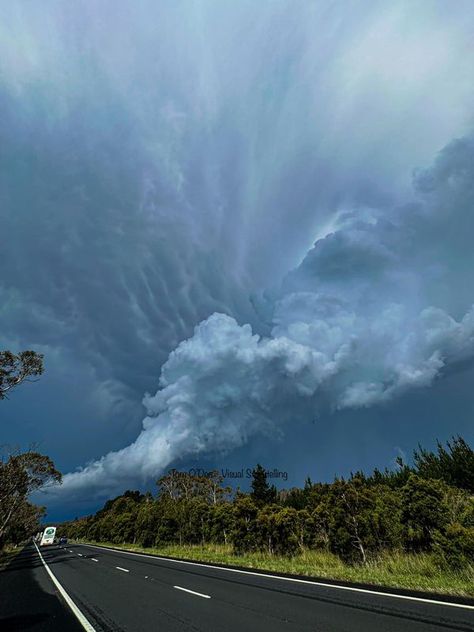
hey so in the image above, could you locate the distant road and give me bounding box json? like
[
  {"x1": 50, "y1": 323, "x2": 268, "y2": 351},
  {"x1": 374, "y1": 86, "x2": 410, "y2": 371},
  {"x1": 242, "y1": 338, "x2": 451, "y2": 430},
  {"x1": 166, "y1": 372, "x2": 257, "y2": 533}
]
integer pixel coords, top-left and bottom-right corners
[{"x1": 3, "y1": 542, "x2": 474, "y2": 631}]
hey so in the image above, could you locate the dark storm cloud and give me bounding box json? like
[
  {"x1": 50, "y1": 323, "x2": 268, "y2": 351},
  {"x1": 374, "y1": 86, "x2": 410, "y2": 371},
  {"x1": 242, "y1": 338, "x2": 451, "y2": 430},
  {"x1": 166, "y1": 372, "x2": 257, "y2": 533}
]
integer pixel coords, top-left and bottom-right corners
[
  {"x1": 1, "y1": 1, "x2": 474, "y2": 502},
  {"x1": 56, "y1": 134, "x2": 474, "y2": 499}
]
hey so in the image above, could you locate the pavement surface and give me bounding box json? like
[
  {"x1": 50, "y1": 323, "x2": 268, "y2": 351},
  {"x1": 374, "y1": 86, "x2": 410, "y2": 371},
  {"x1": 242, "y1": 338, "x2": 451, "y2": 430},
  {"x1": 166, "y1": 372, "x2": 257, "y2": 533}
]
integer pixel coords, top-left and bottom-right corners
[
  {"x1": 0, "y1": 545, "x2": 82, "y2": 631},
  {"x1": 1, "y1": 542, "x2": 473, "y2": 631}
]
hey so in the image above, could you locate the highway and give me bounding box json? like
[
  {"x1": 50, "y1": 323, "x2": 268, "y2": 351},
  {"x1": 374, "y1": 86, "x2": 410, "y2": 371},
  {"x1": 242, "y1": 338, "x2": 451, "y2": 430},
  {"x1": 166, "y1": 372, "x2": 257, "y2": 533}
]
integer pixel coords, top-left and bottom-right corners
[{"x1": 3, "y1": 542, "x2": 474, "y2": 631}]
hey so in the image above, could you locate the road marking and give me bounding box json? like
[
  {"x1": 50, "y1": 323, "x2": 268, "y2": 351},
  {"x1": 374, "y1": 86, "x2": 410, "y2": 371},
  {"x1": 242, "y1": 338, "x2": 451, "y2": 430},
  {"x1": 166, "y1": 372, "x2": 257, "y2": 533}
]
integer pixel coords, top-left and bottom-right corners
[
  {"x1": 174, "y1": 585, "x2": 211, "y2": 599},
  {"x1": 91, "y1": 558, "x2": 99, "y2": 562},
  {"x1": 78, "y1": 553, "x2": 83, "y2": 557},
  {"x1": 79, "y1": 543, "x2": 474, "y2": 611},
  {"x1": 116, "y1": 566, "x2": 130, "y2": 573},
  {"x1": 34, "y1": 542, "x2": 96, "y2": 632},
  {"x1": 69, "y1": 550, "x2": 74, "y2": 553}
]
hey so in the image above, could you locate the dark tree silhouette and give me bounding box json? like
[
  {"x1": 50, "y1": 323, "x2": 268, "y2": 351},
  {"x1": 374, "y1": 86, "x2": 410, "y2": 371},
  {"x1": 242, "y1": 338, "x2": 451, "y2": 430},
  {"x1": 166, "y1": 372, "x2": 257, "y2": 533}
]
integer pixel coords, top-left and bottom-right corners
[
  {"x1": 0, "y1": 350, "x2": 44, "y2": 400},
  {"x1": 413, "y1": 436, "x2": 474, "y2": 492},
  {"x1": 251, "y1": 464, "x2": 277, "y2": 506}
]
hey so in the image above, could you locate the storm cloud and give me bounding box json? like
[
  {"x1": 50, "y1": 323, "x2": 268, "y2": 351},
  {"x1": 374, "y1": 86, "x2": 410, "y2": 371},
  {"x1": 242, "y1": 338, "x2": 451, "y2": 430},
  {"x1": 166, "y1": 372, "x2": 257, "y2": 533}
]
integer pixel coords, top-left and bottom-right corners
[
  {"x1": 57, "y1": 134, "x2": 474, "y2": 498},
  {"x1": 1, "y1": 2, "x2": 474, "y2": 503}
]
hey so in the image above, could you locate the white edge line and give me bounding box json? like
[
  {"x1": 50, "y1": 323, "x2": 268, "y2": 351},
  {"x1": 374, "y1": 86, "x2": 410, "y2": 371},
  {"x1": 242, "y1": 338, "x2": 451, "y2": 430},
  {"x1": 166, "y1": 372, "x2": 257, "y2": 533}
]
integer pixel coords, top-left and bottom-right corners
[
  {"x1": 34, "y1": 542, "x2": 96, "y2": 632},
  {"x1": 174, "y1": 585, "x2": 211, "y2": 599},
  {"x1": 115, "y1": 566, "x2": 129, "y2": 573},
  {"x1": 78, "y1": 543, "x2": 474, "y2": 611}
]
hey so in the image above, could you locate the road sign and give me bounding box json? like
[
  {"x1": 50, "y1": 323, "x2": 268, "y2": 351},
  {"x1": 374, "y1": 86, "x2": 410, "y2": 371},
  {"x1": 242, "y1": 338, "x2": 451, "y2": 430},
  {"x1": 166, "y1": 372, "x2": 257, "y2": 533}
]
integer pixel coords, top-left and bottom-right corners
[{"x1": 40, "y1": 526, "x2": 56, "y2": 546}]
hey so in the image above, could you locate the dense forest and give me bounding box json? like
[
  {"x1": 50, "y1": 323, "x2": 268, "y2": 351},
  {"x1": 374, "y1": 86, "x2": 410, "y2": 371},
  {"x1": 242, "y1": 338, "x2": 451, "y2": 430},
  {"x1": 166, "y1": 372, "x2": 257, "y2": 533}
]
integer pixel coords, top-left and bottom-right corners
[{"x1": 60, "y1": 437, "x2": 474, "y2": 570}]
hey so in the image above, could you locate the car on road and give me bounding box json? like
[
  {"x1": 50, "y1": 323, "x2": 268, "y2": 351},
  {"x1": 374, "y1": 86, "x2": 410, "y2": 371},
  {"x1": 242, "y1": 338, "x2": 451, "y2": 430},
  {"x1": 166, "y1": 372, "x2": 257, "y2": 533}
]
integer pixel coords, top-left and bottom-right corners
[{"x1": 58, "y1": 537, "x2": 68, "y2": 545}]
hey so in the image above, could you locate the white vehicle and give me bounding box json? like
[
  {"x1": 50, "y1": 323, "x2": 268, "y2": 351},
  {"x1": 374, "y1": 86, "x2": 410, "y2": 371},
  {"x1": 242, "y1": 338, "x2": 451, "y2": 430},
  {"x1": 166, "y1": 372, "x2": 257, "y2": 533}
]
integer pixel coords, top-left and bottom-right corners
[{"x1": 40, "y1": 526, "x2": 56, "y2": 546}]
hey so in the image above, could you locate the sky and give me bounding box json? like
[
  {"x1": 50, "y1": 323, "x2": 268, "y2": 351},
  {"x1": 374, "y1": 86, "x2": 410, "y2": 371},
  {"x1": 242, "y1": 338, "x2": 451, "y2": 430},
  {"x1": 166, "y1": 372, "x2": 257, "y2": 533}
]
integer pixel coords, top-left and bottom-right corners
[{"x1": 1, "y1": 1, "x2": 473, "y2": 521}]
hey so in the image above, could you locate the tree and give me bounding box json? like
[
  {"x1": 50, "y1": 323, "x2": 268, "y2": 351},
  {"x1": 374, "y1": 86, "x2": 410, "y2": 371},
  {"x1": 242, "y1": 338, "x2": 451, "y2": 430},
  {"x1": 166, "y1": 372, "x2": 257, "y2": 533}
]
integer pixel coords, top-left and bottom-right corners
[
  {"x1": 327, "y1": 480, "x2": 374, "y2": 563},
  {"x1": 257, "y1": 506, "x2": 306, "y2": 555},
  {"x1": 400, "y1": 475, "x2": 449, "y2": 552},
  {"x1": 208, "y1": 503, "x2": 234, "y2": 545},
  {"x1": 0, "y1": 450, "x2": 61, "y2": 545},
  {"x1": 202, "y1": 471, "x2": 232, "y2": 505},
  {"x1": 231, "y1": 497, "x2": 259, "y2": 553},
  {"x1": 250, "y1": 464, "x2": 277, "y2": 506},
  {"x1": 0, "y1": 350, "x2": 44, "y2": 400},
  {"x1": 433, "y1": 523, "x2": 474, "y2": 570},
  {"x1": 136, "y1": 496, "x2": 160, "y2": 547},
  {"x1": 325, "y1": 480, "x2": 401, "y2": 564},
  {"x1": 6, "y1": 501, "x2": 45, "y2": 545},
  {"x1": 413, "y1": 437, "x2": 474, "y2": 493}
]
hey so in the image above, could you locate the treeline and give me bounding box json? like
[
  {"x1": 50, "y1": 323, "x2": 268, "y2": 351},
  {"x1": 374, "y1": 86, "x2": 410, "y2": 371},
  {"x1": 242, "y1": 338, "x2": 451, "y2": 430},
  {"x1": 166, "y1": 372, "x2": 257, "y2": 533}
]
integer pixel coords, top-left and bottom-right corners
[
  {"x1": 60, "y1": 437, "x2": 474, "y2": 569},
  {"x1": 1, "y1": 349, "x2": 62, "y2": 549},
  {"x1": 0, "y1": 450, "x2": 61, "y2": 547}
]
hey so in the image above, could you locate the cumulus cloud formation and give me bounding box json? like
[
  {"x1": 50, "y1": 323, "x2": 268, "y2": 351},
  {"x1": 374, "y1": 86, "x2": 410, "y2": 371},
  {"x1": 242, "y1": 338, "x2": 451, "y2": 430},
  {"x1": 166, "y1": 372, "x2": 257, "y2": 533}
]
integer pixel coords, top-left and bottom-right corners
[{"x1": 58, "y1": 135, "x2": 474, "y2": 498}]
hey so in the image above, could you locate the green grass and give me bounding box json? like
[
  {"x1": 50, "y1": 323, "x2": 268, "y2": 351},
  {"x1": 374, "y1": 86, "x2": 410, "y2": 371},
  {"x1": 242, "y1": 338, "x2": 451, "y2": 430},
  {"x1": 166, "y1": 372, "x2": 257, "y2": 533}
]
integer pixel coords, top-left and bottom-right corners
[{"x1": 77, "y1": 541, "x2": 474, "y2": 598}]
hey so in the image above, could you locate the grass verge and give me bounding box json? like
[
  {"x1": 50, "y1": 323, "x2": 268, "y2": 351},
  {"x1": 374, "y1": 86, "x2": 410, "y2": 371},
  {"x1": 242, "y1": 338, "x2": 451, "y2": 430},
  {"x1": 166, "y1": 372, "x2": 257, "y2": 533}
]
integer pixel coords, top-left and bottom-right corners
[{"x1": 77, "y1": 541, "x2": 474, "y2": 598}]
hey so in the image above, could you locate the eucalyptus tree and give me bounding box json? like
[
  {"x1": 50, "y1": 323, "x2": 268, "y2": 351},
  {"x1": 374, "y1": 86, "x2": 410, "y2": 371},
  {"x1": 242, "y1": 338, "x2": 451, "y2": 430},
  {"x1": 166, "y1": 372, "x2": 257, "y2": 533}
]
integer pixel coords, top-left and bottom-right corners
[{"x1": 0, "y1": 350, "x2": 44, "y2": 400}]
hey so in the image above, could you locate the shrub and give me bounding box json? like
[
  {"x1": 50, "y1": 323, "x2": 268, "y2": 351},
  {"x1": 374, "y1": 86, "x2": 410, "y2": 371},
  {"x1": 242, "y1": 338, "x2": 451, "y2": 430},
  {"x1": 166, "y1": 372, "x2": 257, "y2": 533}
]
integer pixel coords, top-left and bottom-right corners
[
  {"x1": 433, "y1": 523, "x2": 474, "y2": 570},
  {"x1": 401, "y1": 475, "x2": 449, "y2": 551}
]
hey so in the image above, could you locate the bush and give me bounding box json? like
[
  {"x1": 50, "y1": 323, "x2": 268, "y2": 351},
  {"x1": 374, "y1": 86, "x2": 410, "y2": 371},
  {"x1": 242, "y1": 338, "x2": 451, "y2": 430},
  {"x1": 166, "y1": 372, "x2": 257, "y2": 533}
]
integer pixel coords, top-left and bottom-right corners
[
  {"x1": 433, "y1": 524, "x2": 474, "y2": 570},
  {"x1": 256, "y1": 506, "x2": 305, "y2": 556},
  {"x1": 325, "y1": 480, "x2": 400, "y2": 564},
  {"x1": 401, "y1": 475, "x2": 449, "y2": 551},
  {"x1": 231, "y1": 497, "x2": 259, "y2": 554}
]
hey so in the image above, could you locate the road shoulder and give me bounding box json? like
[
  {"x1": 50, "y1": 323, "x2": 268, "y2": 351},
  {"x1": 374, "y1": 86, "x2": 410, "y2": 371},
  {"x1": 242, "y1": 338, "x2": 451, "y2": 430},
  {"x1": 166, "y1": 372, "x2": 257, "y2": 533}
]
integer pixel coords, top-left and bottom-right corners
[{"x1": 0, "y1": 544, "x2": 84, "y2": 631}]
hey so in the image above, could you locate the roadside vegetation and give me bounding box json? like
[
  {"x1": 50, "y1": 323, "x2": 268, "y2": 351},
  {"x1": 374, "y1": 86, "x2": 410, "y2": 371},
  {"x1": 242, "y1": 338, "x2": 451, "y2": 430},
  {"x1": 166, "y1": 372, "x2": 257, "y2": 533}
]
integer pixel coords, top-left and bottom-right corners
[
  {"x1": 0, "y1": 449, "x2": 61, "y2": 550},
  {"x1": 75, "y1": 541, "x2": 474, "y2": 597},
  {"x1": 0, "y1": 349, "x2": 62, "y2": 552},
  {"x1": 61, "y1": 437, "x2": 474, "y2": 597},
  {"x1": 0, "y1": 544, "x2": 20, "y2": 570}
]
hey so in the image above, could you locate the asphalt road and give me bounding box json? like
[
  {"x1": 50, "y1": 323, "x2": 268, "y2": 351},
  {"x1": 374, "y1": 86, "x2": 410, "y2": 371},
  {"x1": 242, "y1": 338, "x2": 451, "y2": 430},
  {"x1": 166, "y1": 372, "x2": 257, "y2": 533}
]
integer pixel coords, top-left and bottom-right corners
[
  {"x1": 3, "y1": 542, "x2": 474, "y2": 632},
  {"x1": 0, "y1": 545, "x2": 83, "y2": 631}
]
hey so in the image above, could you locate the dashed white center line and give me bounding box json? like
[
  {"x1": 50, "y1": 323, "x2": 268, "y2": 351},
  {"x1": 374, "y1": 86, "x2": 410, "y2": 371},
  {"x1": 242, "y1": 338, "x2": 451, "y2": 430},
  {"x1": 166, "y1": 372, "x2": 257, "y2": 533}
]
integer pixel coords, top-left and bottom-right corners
[
  {"x1": 78, "y1": 543, "x2": 474, "y2": 611},
  {"x1": 69, "y1": 550, "x2": 74, "y2": 553},
  {"x1": 174, "y1": 586, "x2": 211, "y2": 599},
  {"x1": 78, "y1": 553, "x2": 83, "y2": 557},
  {"x1": 91, "y1": 558, "x2": 99, "y2": 562},
  {"x1": 116, "y1": 566, "x2": 130, "y2": 573}
]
